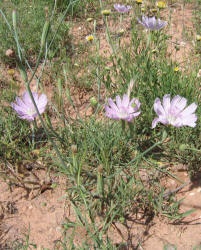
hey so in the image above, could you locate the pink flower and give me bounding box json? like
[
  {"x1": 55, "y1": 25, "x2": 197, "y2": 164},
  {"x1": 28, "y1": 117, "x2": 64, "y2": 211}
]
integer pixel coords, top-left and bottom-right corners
[
  {"x1": 152, "y1": 94, "x2": 197, "y2": 128},
  {"x1": 138, "y1": 15, "x2": 167, "y2": 30},
  {"x1": 11, "y1": 91, "x2": 47, "y2": 122},
  {"x1": 114, "y1": 4, "x2": 132, "y2": 13},
  {"x1": 105, "y1": 94, "x2": 141, "y2": 122}
]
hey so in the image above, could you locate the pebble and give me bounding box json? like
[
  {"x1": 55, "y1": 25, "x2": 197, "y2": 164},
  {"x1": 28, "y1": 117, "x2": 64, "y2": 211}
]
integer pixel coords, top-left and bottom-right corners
[
  {"x1": 56, "y1": 226, "x2": 62, "y2": 232},
  {"x1": 189, "y1": 192, "x2": 195, "y2": 196}
]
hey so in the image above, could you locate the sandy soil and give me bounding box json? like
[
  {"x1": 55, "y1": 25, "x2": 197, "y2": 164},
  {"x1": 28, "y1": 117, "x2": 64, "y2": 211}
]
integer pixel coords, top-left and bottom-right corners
[{"x1": 0, "y1": 168, "x2": 201, "y2": 249}]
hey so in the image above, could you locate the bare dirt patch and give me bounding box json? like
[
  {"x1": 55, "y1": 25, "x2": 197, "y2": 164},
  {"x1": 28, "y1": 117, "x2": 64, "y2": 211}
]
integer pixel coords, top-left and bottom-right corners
[
  {"x1": 0, "y1": 173, "x2": 67, "y2": 249},
  {"x1": 1, "y1": 168, "x2": 201, "y2": 249},
  {"x1": 167, "y1": 3, "x2": 195, "y2": 66}
]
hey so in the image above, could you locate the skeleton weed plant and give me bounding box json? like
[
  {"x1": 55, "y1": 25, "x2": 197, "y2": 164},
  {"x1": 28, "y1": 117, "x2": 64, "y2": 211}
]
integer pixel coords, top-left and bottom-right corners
[{"x1": 1, "y1": 1, "x2": 200, "y2": 247}]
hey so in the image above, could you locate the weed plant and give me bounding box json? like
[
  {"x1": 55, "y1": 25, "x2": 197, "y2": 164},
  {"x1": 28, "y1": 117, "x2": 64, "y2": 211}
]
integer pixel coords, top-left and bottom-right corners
[{"x1": 0, "y1": 0, "x2": 200, "y2": 248}]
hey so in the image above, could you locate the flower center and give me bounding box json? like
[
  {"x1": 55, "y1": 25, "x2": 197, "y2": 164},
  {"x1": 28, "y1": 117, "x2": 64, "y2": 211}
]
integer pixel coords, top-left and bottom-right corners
[
  {"x1": 167, "y1": 106, "x2": 182, "y2": 124},
  {"x1": 167, "y1": 114, "x2": 177, "y2": 124},
  {"x1": 27, "y1": 107, "x2": 36, "y2": 116},
  {"x1": 118, "y1": 108, "x2": 128, "y2": 119}
]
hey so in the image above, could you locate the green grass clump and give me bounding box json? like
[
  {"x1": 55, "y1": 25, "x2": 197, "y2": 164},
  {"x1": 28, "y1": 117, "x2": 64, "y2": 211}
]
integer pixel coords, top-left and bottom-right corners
[
  {"x1": 57, "y1": 0, "x2": 96, "y2": 17},
  {"x1": 0, "y1": 0, "x2": 71, "y2": 64}
]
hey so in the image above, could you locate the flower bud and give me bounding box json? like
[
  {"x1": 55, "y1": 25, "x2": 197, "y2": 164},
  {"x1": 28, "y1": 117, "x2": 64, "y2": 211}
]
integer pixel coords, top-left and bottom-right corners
[
  {"x1": 71, "y1": 144, "x2": 78, "y2": 154},
  {"x1": 44, "y1": 6, "x2": 49, "y2": 19},
  {"x1": 90, "y1": 97, "x2": 98, "y2": 107},
  {"x1": 175, "y1": 45, "x2": 180, "y2": 51},
  {"x1": 156, "y1": 1, "x2": 167, "y2": 9},
  {"x1": 87, "y1": 17, "x2": 93, "y2": 22},
  {"x1": 7, "y1": 69, "x2": 15, "y2": 76},
  {"x1": 119, "y1": 29, "x2": 125, "y2": 35},
  {"x1": 97, "y1": 165, "x2": 104, "y2": 173},
  {"x1": 101, "y1": 10, "x2": 111, "y2": 16},
  {"x1": 179, "y1": 144, "x2": 188, "y2": 151},
  {"x1": 136, "y1": 0, "x2": 143, "y2": 4},
  {"x1": 41, "y1": 21, "x2": 50, "y2": 49},
  {"x1": 12, "y1": 10, "x2": 17, "y2": 30},
  {"x1": 151, "y1": 8, "x2": 158, "y2": 13}
]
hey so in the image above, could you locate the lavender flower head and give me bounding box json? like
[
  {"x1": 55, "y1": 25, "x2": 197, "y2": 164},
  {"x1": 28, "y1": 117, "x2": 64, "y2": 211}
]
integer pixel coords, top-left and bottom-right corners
[
  {"x1": 152, "y1": 94, "x2": 197, "y2": 128},
  {"x1": 138, "y1": 15, "x2": 167, "y2": 30},
  {"x1": 105, "y1": 94, "x2": 141, "y2": 122},
  {"x1": 11, "y1": 91, "x2": 47, "y2": 122},
  {"x1": 114, "y1": 4, "x2": 132, "y2": 13}
]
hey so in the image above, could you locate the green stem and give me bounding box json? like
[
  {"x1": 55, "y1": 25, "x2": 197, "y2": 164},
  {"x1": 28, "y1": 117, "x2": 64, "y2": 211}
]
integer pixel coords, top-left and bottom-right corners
[
  {"x1": 26, "y1": 84, "x2": 67, "y2": 170},
  {"x1": 31, "y1": 122, "x2": 35, "y2": 150},
  {"x1": 104, "y1": 16, "x2": 116, "y2": 55},
  {"x1": 120, "y1": 14, "x2": 123, "y2": 28},
  {"x1": 97, "y1": 172, "x2": 104, "y2": 197},
  {"x1": 146, "y1": 30, "x2": 152, "y2": 50},
  {"x1": 185, "y1": 147, "x2": 201, "y2": 153},
  {"x1": 128, "y1": 122, "x2": 134, "y2": 137},
  {"x1": 121, "y1": 120, "x2": 126, "y2": 133},
  {"x1": 99, "y1": 0, "x2": 103, "y2": 9}
]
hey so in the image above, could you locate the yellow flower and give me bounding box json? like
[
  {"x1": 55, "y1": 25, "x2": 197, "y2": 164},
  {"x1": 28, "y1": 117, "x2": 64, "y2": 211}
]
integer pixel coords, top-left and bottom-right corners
[
  {"x1": 7, "y1": 69, "x2": 15, "y2": 76},
  {"x1": 87, "y1": 17, "x2": 93, "y2": 22},
  {"x1": 101, "y1": 10, "x2": 111, "y2": 16},
  {"x1": 174, "y1": 67, "x2": 180, "y2": 72},
  {"x1": 86, "y1": 35, "x2": 94, "y2": 41},
  {"x1": 74, "y1": 63, "x2": 79, "y2": 67},
  {"x1": 119, "y1": 29, "x2": 125, "y2": 35},
  {"x1": 197, "y1": 69, "x2": 201, "y2": 78},
  {"x1": 136, "y1": 0, "x2": 143, "y2": 4},
  {"x1": 151, "y1": 8, "x2": 158, "y2": 13},
  {"x1": 152, "y1": 49, "x2": 158, "y2": 53},
  {"x1": 141, "y1": 7, "x2": 145, "y2": 12},
  {"x1": 196, "y1": 35, "x2": 201, "y2": 41},
  {"x1": 156, "y1": 1, "x2": 167, "y2": 9}
]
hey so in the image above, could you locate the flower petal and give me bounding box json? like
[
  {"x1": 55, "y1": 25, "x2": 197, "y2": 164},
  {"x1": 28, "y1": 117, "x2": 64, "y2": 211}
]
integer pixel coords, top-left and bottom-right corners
[
  {"x1": 23, "y1": 91, "x2": 38, "y2": 107},
  {"x1": 180, "y1": 103, "x2": 197, "y2": 116},
  {"x1": 16, "y1": 97, "x2": 27, "y2": 110},
  {"x1": 105, "y1": 105, "x2": 118, "y2": 119},
  {"x1": 122, "y1": 94, "x2": 129, "y2": 107},
  {"x1": 170, "y1": 95, "x2": 180, "y2": 105},
  {"x1": 108, "y1": 98, "x2": 118, "y2": 112},
  {"x1": 154, "y1": 98, "x2": 165, "y2": 116},
  {"x1": 176, "y1": 96, "x2": 187, "y2": 111},
  {"x1": 152, "y1": 117, "x2": 160, "y2": 128},
  {"x1": 132, "y1": 111, "x2": 141, "y2": 118},
  {"x1": 38, "y1": 94, "x2": 47, "y2": 114},
  {"x1": 116, "y1": 95, "x2": 122, "y2": 109},
  {"x1": 182, "y1": 114, "x2": 197, "y2": 127},
  {"x1": 11, "y1": 103, "x2": 27, "y2": 116},
  {"x1": 163, "y1": 94, "x2": 171, "y2": 114}
]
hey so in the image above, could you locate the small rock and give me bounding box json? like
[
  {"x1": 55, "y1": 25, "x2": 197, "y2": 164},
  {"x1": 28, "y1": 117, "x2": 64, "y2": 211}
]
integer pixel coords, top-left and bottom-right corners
[
  {"x1": 189, "y1": 192, "x2": 195, "y2": 196},
  {"x1": 5, "y1": 48, "x2": 15, "y2": 57}
]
